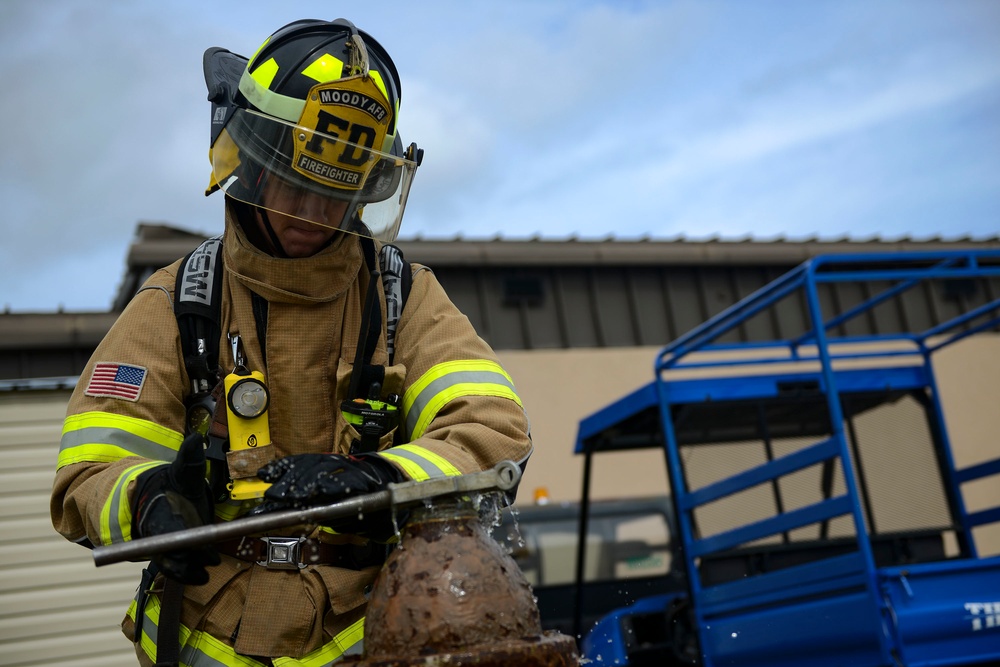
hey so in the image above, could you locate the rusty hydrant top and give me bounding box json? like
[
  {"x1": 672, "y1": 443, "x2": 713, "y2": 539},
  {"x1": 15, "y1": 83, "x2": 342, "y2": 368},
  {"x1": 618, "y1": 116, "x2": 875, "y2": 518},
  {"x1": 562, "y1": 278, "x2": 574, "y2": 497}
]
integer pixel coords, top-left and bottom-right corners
[
  {"x1": 350, "y1": 496, "x2": 578, "y2": 666},
  {"x1": 364, "y1": 498, "x2": 542, "y2": 655}
]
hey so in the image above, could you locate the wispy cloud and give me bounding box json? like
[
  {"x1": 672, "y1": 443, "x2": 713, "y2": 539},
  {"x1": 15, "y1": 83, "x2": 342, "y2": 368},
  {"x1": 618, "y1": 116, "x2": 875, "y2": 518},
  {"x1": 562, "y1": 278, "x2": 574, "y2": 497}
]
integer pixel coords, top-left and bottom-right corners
[{"x1": 1, "y1": 0, "x2": 998, "y2": 310}]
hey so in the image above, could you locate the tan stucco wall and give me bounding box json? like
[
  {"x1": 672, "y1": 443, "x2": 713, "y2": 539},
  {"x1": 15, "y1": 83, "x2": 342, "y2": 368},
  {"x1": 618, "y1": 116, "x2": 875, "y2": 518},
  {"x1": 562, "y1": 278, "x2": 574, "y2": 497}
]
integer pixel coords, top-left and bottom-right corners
[
  {"x1": 931, "y1": 334, "x2": 1000, "y2": 555},
  {"x1": 500, "y1": 334, "x2": 1000, "y2": 554},
  {"x1": 499, "y1": 346, "x2": 669, "y2": 503},
  {"x1": 1, "y1": 335, "x2": 996, "y2": 667}
]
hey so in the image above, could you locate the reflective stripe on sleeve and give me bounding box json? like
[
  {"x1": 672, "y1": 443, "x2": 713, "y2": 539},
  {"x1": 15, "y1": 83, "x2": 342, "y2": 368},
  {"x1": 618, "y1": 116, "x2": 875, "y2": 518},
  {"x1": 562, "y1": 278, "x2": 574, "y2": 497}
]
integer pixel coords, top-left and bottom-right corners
[
  {"x1": 214, "y1": 498, "x2": 260, "y2": 523},
  {"x1": 58, "y1": 411, "x2": 183, "y2": 469},
  {"x1": 128, "y1": 593, "x2": 364, "y2": 666},
  {"x1": 379, "y1": 444, "x2": 462, "y2": 481},
  {"x1": 100, "y1": 461, "x2": 166, "y2": 545},
  {"x1": 402, "y1": 360, "x2": 522, "y2": 441}
]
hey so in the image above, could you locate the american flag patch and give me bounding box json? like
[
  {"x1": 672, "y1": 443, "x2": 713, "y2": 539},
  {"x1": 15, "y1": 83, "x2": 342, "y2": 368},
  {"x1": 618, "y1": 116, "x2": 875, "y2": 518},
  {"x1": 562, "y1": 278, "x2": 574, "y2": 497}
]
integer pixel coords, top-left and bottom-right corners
[{"x1": 85, "y1": 362, "x2": 148, "y2": 402}]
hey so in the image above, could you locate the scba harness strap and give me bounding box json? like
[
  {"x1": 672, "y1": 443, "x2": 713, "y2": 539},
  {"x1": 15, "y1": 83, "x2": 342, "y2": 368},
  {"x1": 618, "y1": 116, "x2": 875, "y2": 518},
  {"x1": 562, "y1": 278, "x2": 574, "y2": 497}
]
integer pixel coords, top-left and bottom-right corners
[
  {"x1": 149, "y1": 235, "x2": 411, "y2": 665},
  {"x1": 173, "y1": 235, "x2": 412, "y2": 479},
  {"x1": 173, "y1": 235, "x2": 411, "y2": 427}
]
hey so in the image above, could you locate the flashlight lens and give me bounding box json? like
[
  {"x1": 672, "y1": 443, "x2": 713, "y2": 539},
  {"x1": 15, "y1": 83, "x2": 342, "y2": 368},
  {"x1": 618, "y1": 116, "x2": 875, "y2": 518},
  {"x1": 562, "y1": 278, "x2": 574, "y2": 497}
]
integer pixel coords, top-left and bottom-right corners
[{"x1": 229, "y1": 378, "x2": 269, "y2": 418}]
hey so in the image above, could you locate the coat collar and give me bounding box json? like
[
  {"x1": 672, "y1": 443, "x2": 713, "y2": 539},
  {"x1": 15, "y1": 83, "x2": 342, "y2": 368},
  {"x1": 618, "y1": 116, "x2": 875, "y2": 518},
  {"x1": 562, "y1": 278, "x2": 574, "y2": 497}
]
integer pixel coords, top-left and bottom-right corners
[{"x1": 223, "y1": 204, "x2": 363, "y2": 304}]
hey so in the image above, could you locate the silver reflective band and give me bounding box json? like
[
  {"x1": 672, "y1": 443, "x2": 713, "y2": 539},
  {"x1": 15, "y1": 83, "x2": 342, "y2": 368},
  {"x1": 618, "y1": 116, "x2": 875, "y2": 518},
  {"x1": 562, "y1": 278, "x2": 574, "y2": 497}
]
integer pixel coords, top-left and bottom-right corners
[{"x1": 259, "y1": 536, "x2": 307, "y2": 570}]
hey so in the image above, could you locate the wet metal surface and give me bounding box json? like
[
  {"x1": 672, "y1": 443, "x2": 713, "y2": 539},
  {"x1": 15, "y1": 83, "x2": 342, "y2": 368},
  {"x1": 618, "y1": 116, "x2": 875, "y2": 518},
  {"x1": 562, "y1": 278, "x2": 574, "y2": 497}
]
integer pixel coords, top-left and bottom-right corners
[{"x1": 344, "y1": 498, "x2": 578, "y2": 666}]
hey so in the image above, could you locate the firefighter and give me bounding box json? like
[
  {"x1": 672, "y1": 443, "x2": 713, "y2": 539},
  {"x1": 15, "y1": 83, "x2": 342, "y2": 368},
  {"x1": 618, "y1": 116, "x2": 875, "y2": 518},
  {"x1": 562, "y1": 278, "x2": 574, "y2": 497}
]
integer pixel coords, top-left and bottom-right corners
[{"x1": 51, "y1": 18, "x2": 532, "y2": 667}]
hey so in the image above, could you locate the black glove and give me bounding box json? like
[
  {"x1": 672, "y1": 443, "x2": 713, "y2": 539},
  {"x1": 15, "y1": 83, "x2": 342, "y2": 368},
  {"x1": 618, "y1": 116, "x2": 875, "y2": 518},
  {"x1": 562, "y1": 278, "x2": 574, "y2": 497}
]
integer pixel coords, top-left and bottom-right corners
[
  {"x1": 255, "y1": 453, "x2": 404, "y2": 540},
  {"x1": 132, "y1": 433, "x2": 220, "y2": 585}
]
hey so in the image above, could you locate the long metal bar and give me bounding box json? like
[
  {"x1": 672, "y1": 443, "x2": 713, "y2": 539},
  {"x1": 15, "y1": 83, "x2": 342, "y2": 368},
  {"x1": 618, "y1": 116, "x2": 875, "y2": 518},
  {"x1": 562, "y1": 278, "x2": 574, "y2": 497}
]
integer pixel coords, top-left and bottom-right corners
[
  {"x1": 93, "y1": 461, "x2": 520, "y2": 567},
  {"x1": 801, "y1": 264, "x2": 894, "y2": 665},
  {"x1": 657, "y1": 250, "x2": 1000, "y2": 374},
  {"x1": 925, "y1": 313, "x2": 1000, "y2": 354},
  {"x1": 793, "y1": 257, "x2": 961, "y2": 348},
  {"x1": 571, "y1": 447, "x2": 595, "y2": 646},
  {"x1": 656, "y1": 266, "x2": 809, "y2": 371},
  {"x1": 921, "y1": 299, "x2": 1000, "y2": 339}
]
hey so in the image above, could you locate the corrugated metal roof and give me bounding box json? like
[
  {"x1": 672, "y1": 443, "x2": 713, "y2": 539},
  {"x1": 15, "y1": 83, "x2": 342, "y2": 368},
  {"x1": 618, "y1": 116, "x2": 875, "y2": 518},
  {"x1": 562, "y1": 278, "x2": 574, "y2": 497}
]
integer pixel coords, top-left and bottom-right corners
[
  {"x1": 3, "y1": 222, "x2": 1000, "y2": 381},
  {"x1": 126, "y1": 223, "x2": 1000, "y2": 269}
]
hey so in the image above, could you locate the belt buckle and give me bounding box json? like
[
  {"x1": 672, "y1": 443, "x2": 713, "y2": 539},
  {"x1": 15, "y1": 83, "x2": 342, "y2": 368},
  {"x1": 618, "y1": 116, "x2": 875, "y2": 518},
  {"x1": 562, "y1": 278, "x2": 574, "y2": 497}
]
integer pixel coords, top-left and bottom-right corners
[{"x1": 258, "y1": 537, "x2": 306, "y2": 570}]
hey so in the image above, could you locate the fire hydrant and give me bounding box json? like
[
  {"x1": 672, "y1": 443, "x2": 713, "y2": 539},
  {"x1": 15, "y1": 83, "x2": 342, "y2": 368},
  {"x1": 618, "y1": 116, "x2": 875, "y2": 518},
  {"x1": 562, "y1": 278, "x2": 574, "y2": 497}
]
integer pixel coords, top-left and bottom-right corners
[{"x1": 343, "y1": 497, "x2": 579, "y2": 666}]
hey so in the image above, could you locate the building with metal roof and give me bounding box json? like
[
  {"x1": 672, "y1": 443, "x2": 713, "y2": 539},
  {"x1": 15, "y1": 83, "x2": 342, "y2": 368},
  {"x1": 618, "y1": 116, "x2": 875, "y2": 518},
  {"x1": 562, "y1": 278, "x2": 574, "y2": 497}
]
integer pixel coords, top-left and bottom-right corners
[
  {"x1": 2, "y1": 223, "x2": 999, "y2": 666},
  {"x1": 5, "y1": 223, "x2": 1000, "y2": 381}
]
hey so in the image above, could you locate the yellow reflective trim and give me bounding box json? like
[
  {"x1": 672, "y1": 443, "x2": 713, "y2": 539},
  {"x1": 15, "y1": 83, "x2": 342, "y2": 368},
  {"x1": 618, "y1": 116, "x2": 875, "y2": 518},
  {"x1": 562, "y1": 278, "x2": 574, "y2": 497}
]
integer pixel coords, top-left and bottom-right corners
[
  {"x1": 126, "y1": 599, "x2": 157, "y2": 662},
  {"x1": 58, "y1": 411, "x2": 184, "y2": 469},
  {"x1": 378, "y1": 451, "x2": 429, "y2": 481},
  {"x1": 128, "y1": 595, "x2": 205, "y2": 666},
  {"x1": 214, "y1": 498, "x2": 259, "y2": 522},
  {"x1": 250, "y1": 56, "x2": 280, "y2": 89},
  {"x1": 302, "y1": 53, "x2": 344, "y2": 83},
  {"x1": 273, "y1": 617, "x2": 365, "y2": 666},
  {"x1": 412, "y1": 382, "x2": 521, "y2": 441},
  {"x1": 99, "y1": 461, "x2": 164, "y2": 545},
  {"x1": 131, "y1": 591, "x2": 363, "y2": 666},
  {"x1": 402, "y1": 360, "x2": 514, "y2": 416},
  {"x1": 192, "y1": 627, "x2": 265, "y2": 666},
  {"x1": 58, "y1": 444, "x2": 144, "y2": 468},
  {"x1": 63, "y1": 411, "x2": 183, "y2": 445},
  {"x1": 391, "y1": 444, "x2": 462, "y2": 477}
]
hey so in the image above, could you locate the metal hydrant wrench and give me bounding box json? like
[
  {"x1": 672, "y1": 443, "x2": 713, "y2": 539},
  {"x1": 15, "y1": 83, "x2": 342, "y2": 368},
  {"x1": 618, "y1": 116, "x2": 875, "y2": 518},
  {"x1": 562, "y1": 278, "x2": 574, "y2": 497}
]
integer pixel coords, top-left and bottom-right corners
[{"x1": 93, "y1": 460, "x2": 521, "y2": 567}]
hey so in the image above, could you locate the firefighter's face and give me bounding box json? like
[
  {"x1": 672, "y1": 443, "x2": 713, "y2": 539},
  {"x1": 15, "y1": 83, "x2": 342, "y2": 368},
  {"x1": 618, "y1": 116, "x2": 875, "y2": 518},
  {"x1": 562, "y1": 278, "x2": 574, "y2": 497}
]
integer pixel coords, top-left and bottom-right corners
[{"x1": 259, "y1": 175, "x2": 350, "y2": 258}]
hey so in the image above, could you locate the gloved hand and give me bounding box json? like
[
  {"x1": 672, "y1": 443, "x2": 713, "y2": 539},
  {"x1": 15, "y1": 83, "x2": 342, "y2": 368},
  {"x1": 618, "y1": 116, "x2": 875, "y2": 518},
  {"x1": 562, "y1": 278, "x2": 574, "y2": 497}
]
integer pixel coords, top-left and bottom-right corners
[
  {"x1": 132, "y1": 433, "x2": 220, "y2": 585},
  {"x1": 255, "y1": 453, "x2": 404, "y2": 540}
]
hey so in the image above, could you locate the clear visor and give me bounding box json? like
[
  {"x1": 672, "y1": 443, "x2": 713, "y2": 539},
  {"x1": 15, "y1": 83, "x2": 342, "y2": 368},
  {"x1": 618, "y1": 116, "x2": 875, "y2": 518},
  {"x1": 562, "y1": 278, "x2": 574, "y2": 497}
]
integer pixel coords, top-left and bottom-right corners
[{"x1": 211, "y1": 109, "x2": 418, "y2": 243}]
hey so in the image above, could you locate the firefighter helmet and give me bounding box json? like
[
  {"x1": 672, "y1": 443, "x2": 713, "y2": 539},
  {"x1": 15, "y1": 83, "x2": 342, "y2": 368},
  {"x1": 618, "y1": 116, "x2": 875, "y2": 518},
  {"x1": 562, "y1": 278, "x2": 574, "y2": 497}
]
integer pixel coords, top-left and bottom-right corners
[{"x1": 204, "y1": 18, "x2": 422, "y2": 242}]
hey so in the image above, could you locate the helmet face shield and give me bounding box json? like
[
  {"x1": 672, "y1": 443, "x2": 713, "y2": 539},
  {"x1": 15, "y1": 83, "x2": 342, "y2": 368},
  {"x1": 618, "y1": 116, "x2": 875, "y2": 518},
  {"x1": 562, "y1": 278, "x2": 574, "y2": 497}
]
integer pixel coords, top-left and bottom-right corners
[
  {"x1": 212, "y1": 109, "x2": 418, "y2": 242},
  {"x1": 204, "y1": 19, "x2": 422, "y2": 244}
]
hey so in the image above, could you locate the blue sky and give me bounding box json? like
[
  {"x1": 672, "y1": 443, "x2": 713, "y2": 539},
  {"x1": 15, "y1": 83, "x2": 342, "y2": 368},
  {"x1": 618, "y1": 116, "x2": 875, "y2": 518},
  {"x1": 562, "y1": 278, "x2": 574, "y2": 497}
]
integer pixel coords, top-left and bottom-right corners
[{"x1": 1, "y1": 0, "x2": 998, "y2": 312}]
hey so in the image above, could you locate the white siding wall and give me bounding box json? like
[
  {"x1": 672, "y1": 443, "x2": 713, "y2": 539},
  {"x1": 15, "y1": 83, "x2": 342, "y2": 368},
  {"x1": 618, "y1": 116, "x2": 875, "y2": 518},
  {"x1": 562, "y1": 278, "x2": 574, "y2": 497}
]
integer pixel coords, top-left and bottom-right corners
[{"x1": 0, "y1": 390, "x2": 143, "y2": 667}]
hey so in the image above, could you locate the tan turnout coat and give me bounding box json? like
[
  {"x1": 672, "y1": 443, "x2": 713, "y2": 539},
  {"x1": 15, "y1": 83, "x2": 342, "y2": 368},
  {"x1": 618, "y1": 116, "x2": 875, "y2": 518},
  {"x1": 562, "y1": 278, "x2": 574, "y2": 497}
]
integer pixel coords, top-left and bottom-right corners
[{"x1": 51, "y1": 207, "x2": 533, "y2": 660}]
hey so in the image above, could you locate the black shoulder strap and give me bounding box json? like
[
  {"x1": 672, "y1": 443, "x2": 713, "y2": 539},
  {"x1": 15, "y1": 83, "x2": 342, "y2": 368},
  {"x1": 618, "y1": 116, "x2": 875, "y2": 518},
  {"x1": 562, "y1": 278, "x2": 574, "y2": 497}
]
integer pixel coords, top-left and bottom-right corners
[
  {"x1": 174, "y1": 236, "x2": 225, "y2": 394},
  {"x1": 173, "y1": 235, "x2": 412, "y2": 392},
  {"x1": 379, "y1": 243, "x2": 411, "y2": 365}
]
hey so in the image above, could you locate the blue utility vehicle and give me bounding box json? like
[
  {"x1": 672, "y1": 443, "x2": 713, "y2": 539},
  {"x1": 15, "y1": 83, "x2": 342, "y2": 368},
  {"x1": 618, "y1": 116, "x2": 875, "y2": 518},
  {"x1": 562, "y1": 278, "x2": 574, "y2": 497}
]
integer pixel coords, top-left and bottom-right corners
[{"x1": 573, "y1": 250, "x2": 1000, "y2": 666}]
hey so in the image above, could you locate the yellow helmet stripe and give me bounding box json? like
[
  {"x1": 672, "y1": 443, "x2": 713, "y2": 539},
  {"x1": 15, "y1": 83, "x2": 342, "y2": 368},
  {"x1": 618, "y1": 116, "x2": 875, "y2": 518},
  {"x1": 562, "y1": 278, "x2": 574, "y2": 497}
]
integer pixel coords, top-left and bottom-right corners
[
  {"x1": 367, "y1": 69, "x2": 398, "y2": 151},
  {"x1": 250, "y1": 56, "x2": 280, "y2": 88},
  {"x1": 302, "y1": 53, "x2": 345, "y2": 83},
  {"x1": 368, "y1": 70, "x2": 388, "y2": 103},
  {"x1": 247, "y1": 36, "x2": 272, "y2": 70}
]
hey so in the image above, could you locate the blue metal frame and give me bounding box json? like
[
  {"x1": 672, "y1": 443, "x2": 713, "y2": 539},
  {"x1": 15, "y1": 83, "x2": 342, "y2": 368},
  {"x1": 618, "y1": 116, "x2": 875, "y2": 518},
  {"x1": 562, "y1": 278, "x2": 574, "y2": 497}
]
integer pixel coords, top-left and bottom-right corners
[
  {"x1": 576, "y1": 250, "x2": 1000, "y2": 667},
  {"x1": 656, "y1": 250, "x2": 1000, "y2": 373}
]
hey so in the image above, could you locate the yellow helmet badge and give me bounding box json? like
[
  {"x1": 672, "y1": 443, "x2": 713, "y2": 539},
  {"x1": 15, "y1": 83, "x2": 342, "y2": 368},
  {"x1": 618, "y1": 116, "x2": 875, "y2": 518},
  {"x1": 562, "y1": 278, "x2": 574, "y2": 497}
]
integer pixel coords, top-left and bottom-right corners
[{"x1": 293, "y1": 75, "x2": 393, "y2": 192}]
